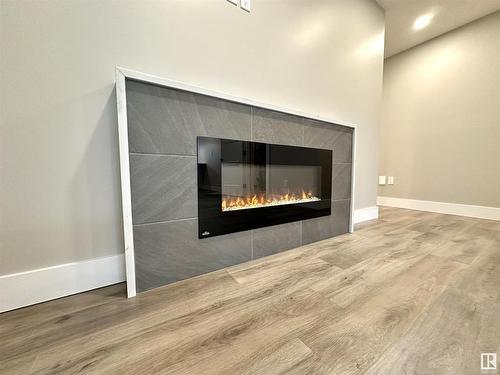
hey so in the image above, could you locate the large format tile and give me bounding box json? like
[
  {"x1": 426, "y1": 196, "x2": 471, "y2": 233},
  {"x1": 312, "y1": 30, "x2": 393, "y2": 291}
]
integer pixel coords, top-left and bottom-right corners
[
  {"x1": 252, "y1": 108, "x2": 303, "y2": 146},
  {"x1": 301, "y1": 199, "x2": 351, "y2": 245},
  {"x1": 134, "y1": 219, "x2": 251, "y2": 292},
  {"x1": 303, "y1": 119, "x2": 353, "y2": 163},
  {"x1": 126, "y1": 79, "x2": 251, "y2": 155},
  {"x1": 130, "y1": 154, "x2": 197, "y2": 224},
  {"x1": 332, "y1": 163, "x2": 352, "y2": 200},
  {"x1": 252, "y1": 222, "x2": 301, "y2": 260}
]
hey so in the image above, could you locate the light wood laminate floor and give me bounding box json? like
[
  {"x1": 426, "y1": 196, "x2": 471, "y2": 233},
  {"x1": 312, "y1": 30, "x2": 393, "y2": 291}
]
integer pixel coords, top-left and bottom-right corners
[{"x1": 1, "y1": 207, "x2": 499, "y2": 374}]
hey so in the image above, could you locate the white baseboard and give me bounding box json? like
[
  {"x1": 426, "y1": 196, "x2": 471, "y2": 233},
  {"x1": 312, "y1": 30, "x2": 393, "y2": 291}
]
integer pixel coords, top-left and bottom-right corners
[
  {"x1": 353, "y1": 206, "x2": 379, "y2": 224},
  {"x1": 0, "y1": 254, "x2": 125, "y2": 313},
  {"x1": 377, "y1": 196, "x2": 500, "y2": 221}
]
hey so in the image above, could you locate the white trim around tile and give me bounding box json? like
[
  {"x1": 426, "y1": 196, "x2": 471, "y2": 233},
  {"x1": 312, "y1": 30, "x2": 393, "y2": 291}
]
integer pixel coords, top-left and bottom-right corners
[
  {"x1": 116, "y1": 68, "x2": 137, "y2": 298},
  {"x1": 116, "y1": 66, "x2": 358, "y2": 298}
]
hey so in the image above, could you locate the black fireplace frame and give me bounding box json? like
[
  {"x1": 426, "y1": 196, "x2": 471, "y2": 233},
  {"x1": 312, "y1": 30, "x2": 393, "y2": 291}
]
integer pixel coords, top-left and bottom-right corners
[{"x1": 197, "y1": 136, "x2": 332, "y2": 239}]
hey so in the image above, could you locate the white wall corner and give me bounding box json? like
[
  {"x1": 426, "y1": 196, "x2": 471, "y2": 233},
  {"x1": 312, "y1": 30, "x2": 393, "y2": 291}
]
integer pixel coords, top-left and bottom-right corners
[
  {"x1": 0, "y1": 254, "x2": 126, "y2": 313},
  {"x1": 377, "y1": 196, "x2": 500, "y2": 221},
  {"x1": 353, "y1": 206, "x2": 379, "y2": 224}
]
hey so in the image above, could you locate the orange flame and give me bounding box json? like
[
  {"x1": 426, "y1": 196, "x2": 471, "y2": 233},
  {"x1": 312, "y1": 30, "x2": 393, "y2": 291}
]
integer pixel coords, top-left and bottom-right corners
[{"x1": 222, "y1": 191, "x2": 319, "y2": 211}]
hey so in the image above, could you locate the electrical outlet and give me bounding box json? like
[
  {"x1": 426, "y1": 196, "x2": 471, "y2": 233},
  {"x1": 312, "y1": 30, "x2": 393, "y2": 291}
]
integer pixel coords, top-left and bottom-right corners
[
  {"x1": 227, "y1": 0, "x2": 238, "y2": 5},
  {"x1": 387, "y1": 176, "x2": 394, "y2": 185},
  {"x1": 379, "y1": 176, "x2": 386, "y2": 185},
  {"x1": 241, "y1": 0, "x2": 251, "y2": 12}
]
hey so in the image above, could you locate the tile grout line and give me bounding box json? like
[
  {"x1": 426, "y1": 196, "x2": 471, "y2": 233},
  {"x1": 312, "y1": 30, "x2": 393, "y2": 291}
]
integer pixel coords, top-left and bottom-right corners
[
  {"x1": 250, "y1": 229, "x2": 254, "y2": 260},
  {"x1": 302, "y1": 120, "x2": 305, "y2": 146},
  {"x1": 130, "y1": 152, "x2": 196, "y2": 157},
  {"x1": 250, "y1": 106, "x2": 253, "y2": 140},
  {"x1": 134, "y1": 217, "x2": 198, "y2": 227},
  {"x1": 300, "y1": 221, "x2": 303, "y2": 246}
]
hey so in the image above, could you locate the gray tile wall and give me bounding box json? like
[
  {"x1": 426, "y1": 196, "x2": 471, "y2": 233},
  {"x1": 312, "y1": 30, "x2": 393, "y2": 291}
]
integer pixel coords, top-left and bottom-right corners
[
  {"x1": 134, "y1": 219, "x2": 251, "y2": 291},
  {"x1": 130, "y1": 154, "x2": 197, "y2": 224},
  {"x1": 126, "y1": 79, "x2": 354, "y2": 293}
]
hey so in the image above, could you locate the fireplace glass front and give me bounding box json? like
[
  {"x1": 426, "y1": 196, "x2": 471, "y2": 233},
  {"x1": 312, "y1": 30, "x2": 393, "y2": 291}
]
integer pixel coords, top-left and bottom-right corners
[{"x1": 197, "y1": 137, "x2": 332, "y2": 238}]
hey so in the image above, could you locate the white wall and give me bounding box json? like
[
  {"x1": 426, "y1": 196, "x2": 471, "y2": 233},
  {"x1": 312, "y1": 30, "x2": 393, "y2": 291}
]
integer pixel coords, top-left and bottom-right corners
[
  {"x1": 380, "y1": 11, "x2": 500, "y2": 208},
  {"x1": 0, "y1": 0, "x2": 384, "y2": 276}
]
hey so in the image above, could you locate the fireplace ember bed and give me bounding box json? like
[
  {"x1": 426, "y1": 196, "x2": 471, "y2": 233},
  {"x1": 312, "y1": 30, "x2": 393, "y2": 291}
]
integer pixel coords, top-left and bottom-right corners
[{"x1": 197, "y1": 136, "x2": 332, "y2": 238}]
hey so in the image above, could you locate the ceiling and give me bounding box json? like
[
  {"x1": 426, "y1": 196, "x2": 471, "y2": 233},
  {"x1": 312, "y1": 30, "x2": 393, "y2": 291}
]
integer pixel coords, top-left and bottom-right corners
[{"x1": 377, "y1": 0, "x2": 500, "y2": 57}]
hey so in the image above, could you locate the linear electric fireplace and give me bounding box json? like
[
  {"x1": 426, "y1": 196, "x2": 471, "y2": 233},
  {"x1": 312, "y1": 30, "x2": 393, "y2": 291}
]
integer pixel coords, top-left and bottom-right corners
[{"x1": 197, "y1": 136, "x2": 332, "y2": 238}]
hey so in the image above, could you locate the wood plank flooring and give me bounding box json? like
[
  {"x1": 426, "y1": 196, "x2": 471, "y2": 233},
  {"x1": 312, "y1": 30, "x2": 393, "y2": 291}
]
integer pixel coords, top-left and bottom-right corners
[{"x1": 1, "y1": 207, "x2": 499, "y2": 374}]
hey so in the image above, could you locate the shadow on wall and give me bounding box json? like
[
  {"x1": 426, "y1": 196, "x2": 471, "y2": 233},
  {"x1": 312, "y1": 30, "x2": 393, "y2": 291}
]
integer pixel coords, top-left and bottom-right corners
[{"x1": 68, "y1": 84, "x2": 124, "y2": 264}]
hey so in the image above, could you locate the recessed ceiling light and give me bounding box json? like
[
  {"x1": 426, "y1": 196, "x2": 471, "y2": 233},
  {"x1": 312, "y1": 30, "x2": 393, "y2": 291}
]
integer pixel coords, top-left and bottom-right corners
[{"x1": 413, "y1": 14, "x2": 433, "y2": 30}]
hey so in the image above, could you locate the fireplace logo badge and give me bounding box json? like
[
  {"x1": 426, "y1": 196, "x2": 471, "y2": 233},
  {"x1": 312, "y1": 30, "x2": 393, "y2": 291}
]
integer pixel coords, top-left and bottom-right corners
[
  {"x1": 202, "y1": 231, "x2": 210, "y2": 236},
  {"x1": 481, "y1": 353, "x2": 497, "y2": 371}
]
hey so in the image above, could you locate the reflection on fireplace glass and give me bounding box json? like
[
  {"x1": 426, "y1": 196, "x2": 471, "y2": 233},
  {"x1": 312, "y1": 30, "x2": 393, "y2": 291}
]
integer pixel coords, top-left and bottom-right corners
[{"x1": 197, "y1": 136, "x2": 332, "y2": 238}]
